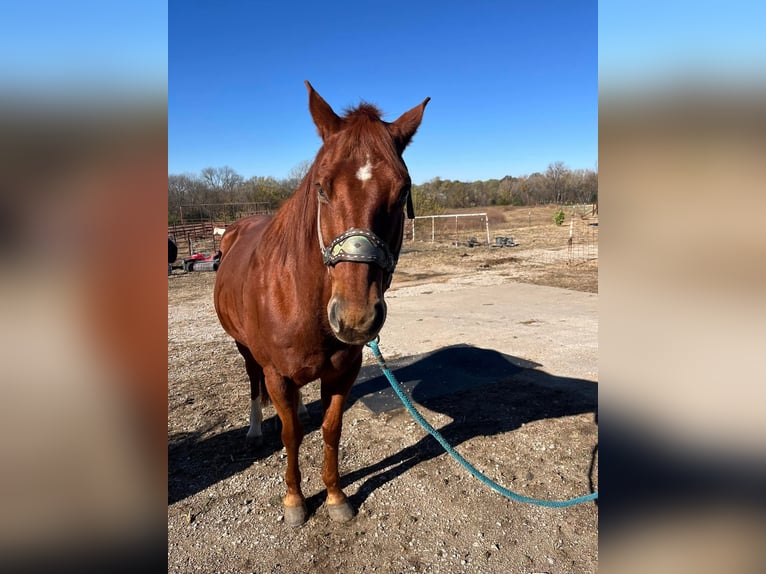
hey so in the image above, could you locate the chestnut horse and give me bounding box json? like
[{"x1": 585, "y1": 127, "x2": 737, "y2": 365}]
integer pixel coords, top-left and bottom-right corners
[{"x1": 214, "y1": 82, "x2": 429, "y2": 526}]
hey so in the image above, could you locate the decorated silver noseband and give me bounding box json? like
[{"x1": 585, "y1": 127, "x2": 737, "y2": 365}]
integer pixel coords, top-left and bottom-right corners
[{"x1": 316, "y1": 200, "x2": 397, "y2": 274}]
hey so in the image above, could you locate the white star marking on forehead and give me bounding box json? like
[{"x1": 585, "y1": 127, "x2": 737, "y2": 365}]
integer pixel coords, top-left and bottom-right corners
[{"x1": 356, "y1": 157, "x2": 373, "y2": 182}]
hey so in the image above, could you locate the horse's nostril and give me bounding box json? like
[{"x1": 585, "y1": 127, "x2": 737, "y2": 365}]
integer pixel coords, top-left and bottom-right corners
[
  {"x1": 371, "y1": 300, "x2": 387, "y2": 332},
  {"x1": 327, "y1": 299, "x2": 341, "y2": 332}
]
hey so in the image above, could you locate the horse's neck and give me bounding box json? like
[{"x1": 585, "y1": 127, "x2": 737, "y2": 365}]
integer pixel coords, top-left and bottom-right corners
[{"x1": 265, "y1": 186, "x2": 326, "y2": 281}]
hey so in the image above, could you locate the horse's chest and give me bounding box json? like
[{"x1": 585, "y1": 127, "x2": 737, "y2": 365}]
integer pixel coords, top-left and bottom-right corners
[{"x1": 287, "y1": 347, "x2": 360, "y2": 386}]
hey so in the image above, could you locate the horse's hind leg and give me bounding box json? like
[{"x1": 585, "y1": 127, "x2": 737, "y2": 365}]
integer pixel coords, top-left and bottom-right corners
[
  {"x1": 235, "y1": 342, "x2": 265, "y2": 447},
  {"x1": 297, "y1": 389, "x2": 310, "y2": 424}
]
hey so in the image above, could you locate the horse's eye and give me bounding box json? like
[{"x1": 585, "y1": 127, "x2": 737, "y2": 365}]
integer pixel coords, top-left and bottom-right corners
[{"x1": 316, "y1": 184, "x2": 329, "y2": 202}]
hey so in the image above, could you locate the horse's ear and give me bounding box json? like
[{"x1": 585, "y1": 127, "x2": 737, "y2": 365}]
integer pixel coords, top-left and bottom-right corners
[
  {"x1": 389, "y1": 97, "x2": 430, "y2": 152},
  {"x1": 305, "y1": 81, "x2": 342, "y2": 141}
]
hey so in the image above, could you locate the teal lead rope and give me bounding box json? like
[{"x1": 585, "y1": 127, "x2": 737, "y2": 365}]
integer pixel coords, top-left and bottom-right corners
[{"x1": 366, "y1": 338, "x2": 598, "y2": 508}]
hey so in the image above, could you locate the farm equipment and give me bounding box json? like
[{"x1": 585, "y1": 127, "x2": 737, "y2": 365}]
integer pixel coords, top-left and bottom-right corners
[
  {"x1": 183, "y1": 251, "x2": 222, "y2": 272},
  {"x1": 452, "y1": 236, "x2": 484, "y2": 248},
  {"x1": 493, "y1": 236, "x2": 518, "y2": 248}
]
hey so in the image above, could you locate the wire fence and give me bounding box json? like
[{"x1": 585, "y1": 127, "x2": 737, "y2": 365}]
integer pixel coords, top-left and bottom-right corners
[
  {"x1": 168, "y1": 203, "x2": 271, "y2": 261},
  {"x1": 169, "y1": 206, "x2": 598, "y2": 268},
  {"x1": 523, "y1": 217, "x2": 599, "y2": 265},
  {"x1": 405, "y1": 209, "x2": 598, "y2": 265}
]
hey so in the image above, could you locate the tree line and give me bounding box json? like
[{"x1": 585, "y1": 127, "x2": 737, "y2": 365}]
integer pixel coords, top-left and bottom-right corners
[{"x1": 168, "y1": 161, "x2": 597, "y2": 223}]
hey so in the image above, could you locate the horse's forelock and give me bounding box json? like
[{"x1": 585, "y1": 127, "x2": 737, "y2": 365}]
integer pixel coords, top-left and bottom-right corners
[
  {"x1": 341, "y1": 102, "x2": 384, "y2": 121},
  {"x1": 330, "y1": 104, "x2": 403, "y2": 171}
]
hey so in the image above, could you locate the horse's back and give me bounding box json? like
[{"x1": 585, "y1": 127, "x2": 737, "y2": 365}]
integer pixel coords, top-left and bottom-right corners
[
  {"x1": 214, "y1": 215, "x2": 272, "y2": 343},
  {"x1": 219, "y1": 215, "x2": 272, "y2": 257}
]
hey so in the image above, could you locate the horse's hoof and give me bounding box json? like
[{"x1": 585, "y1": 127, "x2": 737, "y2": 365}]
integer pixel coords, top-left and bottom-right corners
[
  {"x1": 245, "y1": 434, "x2": 263, "y2": 448},
  {"x1": 327, "y1": 501, "x2": 355, "y2": 523},
  {"x1": 284, "y1": 504, "x2": 308, "y2": 527}
]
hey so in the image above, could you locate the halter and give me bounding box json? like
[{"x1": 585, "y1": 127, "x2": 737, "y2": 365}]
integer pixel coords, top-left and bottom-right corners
[{"x1": 316, "y1": 199, "x2": 397, "y2": 274}]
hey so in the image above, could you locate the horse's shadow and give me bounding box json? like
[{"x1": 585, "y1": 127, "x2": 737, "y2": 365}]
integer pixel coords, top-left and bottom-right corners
[{"x1": 168, "y1": 345, "x2": 597, "y2": 509}]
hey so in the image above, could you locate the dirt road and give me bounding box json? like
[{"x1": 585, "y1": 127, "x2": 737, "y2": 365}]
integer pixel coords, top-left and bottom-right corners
[{"x1": 168, "y1": 253, "x2": 598, "y2": 573}]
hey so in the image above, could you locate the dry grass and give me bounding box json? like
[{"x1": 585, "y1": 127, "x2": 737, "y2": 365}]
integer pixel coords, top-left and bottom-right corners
[{"x1": 397, "y1": 204, "x2": 598, "y2": 293}]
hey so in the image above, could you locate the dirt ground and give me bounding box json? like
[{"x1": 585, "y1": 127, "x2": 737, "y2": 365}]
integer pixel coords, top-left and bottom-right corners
[{"x1": 168, "y1": 206, "x2": 598, "y2": 573}]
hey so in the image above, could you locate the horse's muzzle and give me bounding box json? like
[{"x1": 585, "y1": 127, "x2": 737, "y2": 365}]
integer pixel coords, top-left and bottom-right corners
[{"x1": 327, "y1": 296, "x2": 387, "y2": 345}]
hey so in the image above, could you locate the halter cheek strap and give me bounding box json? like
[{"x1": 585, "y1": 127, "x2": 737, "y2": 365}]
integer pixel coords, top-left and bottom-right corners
[{"x1": 406, "y1": 190, "x2": 415, "y2": 220}]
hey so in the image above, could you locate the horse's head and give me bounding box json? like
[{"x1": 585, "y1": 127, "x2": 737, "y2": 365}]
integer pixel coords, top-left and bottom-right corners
[{"x1": 305, "y1": 81, "x2": 429, "y2": 345}]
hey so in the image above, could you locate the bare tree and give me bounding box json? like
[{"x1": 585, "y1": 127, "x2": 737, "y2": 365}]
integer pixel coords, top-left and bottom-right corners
[
  {"x1": 284, "y1": 159, "x2": 312, "y2": 190},
  {"x1": 168, "y1": 173, "x2": 210, "y2": 223},
  {"x1": 200, "y1": 166, "x2": 243, "y2": 192},
  {"x1": 526, "y1": 172, "x2": 549, "y2": 204},
  {"x1": 545, "y1": 161, "x2": 569, "y2": 204}
]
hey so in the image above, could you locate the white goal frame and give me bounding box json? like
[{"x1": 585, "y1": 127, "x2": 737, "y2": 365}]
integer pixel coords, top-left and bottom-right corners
[{"x1": 409, "y1": 212, "x2": 490, "y2": 245}]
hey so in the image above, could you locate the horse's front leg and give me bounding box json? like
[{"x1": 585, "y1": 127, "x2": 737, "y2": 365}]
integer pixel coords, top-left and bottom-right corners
[
  {"x1": 320, "y1": 362, "x2": 360, "y2": 523},
  {"x1": 264, "y1": 368, "x2": 307, "y2": 526}
]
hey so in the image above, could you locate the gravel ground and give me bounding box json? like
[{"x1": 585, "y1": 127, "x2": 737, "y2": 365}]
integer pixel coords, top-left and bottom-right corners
[{"x1": 168, "y1": 227, "x2": 598, "y2": 574}]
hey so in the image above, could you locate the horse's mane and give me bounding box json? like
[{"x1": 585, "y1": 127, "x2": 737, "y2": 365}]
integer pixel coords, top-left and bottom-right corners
[{"x1": 262, "y1": 103, "x2": 402, "y2": 269}]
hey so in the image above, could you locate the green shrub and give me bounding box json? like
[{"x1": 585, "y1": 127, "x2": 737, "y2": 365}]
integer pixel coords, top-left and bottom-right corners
[{"x1": 553, "y1": 208, "x2": 566, "y2": 226}]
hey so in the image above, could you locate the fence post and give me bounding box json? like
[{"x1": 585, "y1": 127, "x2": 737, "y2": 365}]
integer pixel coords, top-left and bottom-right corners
[{"x1": 454, "y1": 216, "x2": 458, "y2": 247}]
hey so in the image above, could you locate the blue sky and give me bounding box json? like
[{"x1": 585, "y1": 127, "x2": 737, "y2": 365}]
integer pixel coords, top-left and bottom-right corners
[
  {"x1": 169, "y1": 1, "x2": 597, "y2": 184},
  {"x1": 599, "y1": 1, "x2": 766, "y2": 90},
  {"x1": 1, "y1": 1, "x2": 167, "y2": 95},
  {"x1": 3, "y1": 1, "x2": 763, "y2": 184}
]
